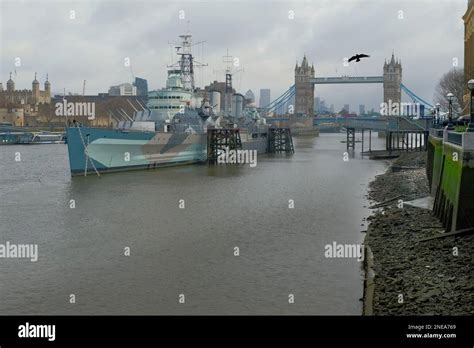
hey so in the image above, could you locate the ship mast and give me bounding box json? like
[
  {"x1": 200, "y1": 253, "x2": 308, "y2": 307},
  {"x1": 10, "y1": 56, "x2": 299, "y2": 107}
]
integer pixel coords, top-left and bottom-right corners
[
  {"x1": 168, "y1": 34, "x2": 207, "y2": 92},
  {"x1": 214, "y1": 49, "x2": 244, "y2": 117},
  {"x1": 223, "y1": 49, "x2": 233, "y2": 117}
]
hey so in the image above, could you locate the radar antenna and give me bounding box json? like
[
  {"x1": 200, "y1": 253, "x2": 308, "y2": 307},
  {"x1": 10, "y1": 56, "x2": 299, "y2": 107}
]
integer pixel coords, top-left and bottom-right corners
[
  {"x1": 213, "y1": 49, "x2": 244, "y2": 116},
  {"x1": 167, "y1": 33, "x2": 207, "y2": 92}
]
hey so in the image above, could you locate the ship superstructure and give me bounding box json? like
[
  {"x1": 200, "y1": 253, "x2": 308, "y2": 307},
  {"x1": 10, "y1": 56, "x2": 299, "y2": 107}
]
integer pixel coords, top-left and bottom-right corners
[{"x1": 65, "y1": 34, "x2": 268, "y2": 176}]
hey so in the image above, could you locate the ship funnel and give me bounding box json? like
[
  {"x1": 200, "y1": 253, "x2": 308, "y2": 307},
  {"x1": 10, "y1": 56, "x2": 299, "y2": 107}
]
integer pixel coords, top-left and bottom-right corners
[
  {"x1": 232, "y1": 94, "x2": 244, "y2": 118},
  {"x1": 210, "y1": 91, "x2": 221, "y2": 114}
]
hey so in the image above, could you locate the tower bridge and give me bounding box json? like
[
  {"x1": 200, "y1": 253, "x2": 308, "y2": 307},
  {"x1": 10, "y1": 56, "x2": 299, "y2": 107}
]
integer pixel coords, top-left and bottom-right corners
[
  {"x1": 263, "y1": 53, "x2": 415, "y2": 116},
  {"x1": 310, "y1": 76, "x2": 384, "y2": 84}
]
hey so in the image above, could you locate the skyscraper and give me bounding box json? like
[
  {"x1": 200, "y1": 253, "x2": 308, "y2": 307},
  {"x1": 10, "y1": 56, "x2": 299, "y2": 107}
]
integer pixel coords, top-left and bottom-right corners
[
  {"x1": 314, "y1": 97, "x2": 320, "y2": 113},
  {"x1": 343, "y1": 104, "x2": 350, "y2": 113},
  {"x1": 109, "y1": 83, "x2": 137, "y2": 96},
  {"x1": 320, "y1": 100, "x2": 327, "y2": 113},
  {"x1": 134, "y1": 77, "x2": 148, "y2": 98},
  {"x1": 359, "y1": 104, "x2": 366, "y2": 115},
  {"x1": 245, "y1": 89, "x2": 255, "y2": 104},
  {"x1": 259, "y1": 89, "x2": 271, "y2": 108}
]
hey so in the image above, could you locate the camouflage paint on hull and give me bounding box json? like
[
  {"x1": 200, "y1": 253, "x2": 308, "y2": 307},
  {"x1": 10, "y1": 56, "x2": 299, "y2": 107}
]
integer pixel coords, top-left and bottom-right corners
[
  {"x1": 66, "y1": 127, "x2": 269, "y2": 176},
  {"x1": 66, "y1": 127, "x2": 207, "y2": 176}
]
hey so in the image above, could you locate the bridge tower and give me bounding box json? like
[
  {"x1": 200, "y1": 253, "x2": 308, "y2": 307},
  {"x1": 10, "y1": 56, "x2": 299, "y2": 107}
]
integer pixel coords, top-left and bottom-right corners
[
  {"x1": 383, "y1": 53, "x2": 402, "y2": 106},
  {"x1": 295, "y1": 55, "x2": 315, "y2": 116}
]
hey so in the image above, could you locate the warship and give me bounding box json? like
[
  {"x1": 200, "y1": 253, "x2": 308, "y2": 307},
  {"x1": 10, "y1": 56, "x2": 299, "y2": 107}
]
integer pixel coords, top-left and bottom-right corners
[{"x1": 66, "y1": 34, "x2": 269, "y2": 176}]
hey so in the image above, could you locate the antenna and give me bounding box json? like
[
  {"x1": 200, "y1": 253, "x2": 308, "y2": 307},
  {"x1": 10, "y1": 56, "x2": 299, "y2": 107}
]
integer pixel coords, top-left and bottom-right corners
[
  {"x1": 167, "y1": 33, "x2": 207, "y2": 91},
  {"x1": 223, "y1": 48, "x2": 233, "y2": 74},
  {"x1": 214, "y1": 49, "x2": 244, "y2": 81},
  {"x1": 212, "y1": 49, "x2": 244, "y2": 116}
]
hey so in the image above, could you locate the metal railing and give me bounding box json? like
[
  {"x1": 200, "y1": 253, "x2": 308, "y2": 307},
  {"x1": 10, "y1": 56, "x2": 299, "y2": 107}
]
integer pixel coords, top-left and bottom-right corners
[
  {"x1": 386, "y1": 130, "x2": 428, "y2": 152},
  {"x1": 446, "y1": 131, "x2": 463, "y2": 146}
]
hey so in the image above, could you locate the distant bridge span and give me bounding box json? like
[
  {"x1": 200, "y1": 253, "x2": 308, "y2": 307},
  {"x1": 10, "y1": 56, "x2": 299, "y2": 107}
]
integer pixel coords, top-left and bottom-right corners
[
  {"x1": 316, "y1": 116, "x2": 431, "y2": 131},
  {"x1": 310, "y1": 76, "x2": 384, "y2": 84},
  {"x1": 268, "y1": 116, "x2": 431, "y2": 131}
]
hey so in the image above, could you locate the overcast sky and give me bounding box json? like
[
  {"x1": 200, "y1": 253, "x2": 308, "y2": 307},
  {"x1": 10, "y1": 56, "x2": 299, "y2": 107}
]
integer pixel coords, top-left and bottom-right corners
[{"x1": 0, "y1": 0, "x2": 469, "y2": 112}]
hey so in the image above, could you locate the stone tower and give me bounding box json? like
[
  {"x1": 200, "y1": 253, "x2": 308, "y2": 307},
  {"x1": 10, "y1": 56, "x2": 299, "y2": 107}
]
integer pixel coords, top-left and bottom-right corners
[
  {"x1": 295, "y1": 55, "x2": 315, "y2": 116},
  {"x1": 32, "y1": 72, "x2": 40, "y2": 104},
  {"x1": 6, "y1": 72, "x2": 15, "y2": 92},
  {"x1": 383, "y1": 53, "x2": 402, "y2": 105},
  {"x1": 44, "y1": 73, "x2": 51, "y2": 103}
]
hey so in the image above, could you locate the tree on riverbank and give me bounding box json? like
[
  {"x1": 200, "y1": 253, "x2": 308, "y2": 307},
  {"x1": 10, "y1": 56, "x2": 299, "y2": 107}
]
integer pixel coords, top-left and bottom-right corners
[{"x1": 434, "y1": 68, "x2": 466, "y2": 114}]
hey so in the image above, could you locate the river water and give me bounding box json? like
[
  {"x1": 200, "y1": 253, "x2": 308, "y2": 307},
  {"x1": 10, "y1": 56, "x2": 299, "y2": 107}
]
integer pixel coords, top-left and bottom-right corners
[{"x1": 0, "y1": 133, "x2": 388, "y2": 314}]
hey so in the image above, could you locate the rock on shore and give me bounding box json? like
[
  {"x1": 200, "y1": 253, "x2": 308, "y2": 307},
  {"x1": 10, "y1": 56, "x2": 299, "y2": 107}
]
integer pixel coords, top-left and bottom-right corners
[
  {"x1": 368, "y1": 151, "x2": 429, "y2": 202},
  {"x1": 364, "y1": 152, "x2": 474, "y2": 315}
]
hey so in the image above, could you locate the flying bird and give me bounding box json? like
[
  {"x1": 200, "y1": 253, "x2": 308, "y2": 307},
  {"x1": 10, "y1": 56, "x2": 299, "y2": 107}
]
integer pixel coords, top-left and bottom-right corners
[{"x1": 348, "y1": 54, "x2": 370, "y2": 63}]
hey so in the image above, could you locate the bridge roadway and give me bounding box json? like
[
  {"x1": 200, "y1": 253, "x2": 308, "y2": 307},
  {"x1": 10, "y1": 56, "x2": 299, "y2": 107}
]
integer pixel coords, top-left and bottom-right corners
[
  {"x1": 268, "y1": 116, "x2": 432, "y2": 131},
  {"x1": 315, "y1": 116, "x2": 432, "y2": 131},
  {"x1": 310, "y1": 76, "x2": 384, "y2": 84}
]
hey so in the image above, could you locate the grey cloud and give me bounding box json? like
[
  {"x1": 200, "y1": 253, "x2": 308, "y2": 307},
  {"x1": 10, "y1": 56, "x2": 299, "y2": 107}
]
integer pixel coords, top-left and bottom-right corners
[{"x1": 0, "y1": 0, "x2": 468, "y2": 111}]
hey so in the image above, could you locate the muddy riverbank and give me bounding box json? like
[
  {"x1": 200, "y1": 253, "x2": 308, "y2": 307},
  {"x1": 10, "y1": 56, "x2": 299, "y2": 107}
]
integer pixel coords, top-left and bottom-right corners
[{"x1": 363, "y1": 152, "x2": 474, "y2": 315}]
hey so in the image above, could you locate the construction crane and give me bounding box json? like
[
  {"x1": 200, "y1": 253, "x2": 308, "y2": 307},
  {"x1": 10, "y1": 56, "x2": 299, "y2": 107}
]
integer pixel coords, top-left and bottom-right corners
[{"x1": 130, "y1": 64, "x2": 135, "y2": 82}]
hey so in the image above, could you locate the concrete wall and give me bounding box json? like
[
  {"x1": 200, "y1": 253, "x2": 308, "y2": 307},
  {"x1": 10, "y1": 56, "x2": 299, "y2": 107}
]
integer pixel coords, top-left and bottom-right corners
[
  {"x1": 427, "y1": 135, "x2": 443, "y2": 193},
  {"x1": 0, "y1": 108, "x2": 24, "y2": 126},
  {"x1": 430, "y1": 133, "x2": 474, "y2": 231}
]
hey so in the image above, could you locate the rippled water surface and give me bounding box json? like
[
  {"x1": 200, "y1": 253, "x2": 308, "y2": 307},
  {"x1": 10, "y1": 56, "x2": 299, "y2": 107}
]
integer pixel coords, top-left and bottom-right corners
[{"x1": 0, "y1": 134, "x2": 388, "y2": 314}]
